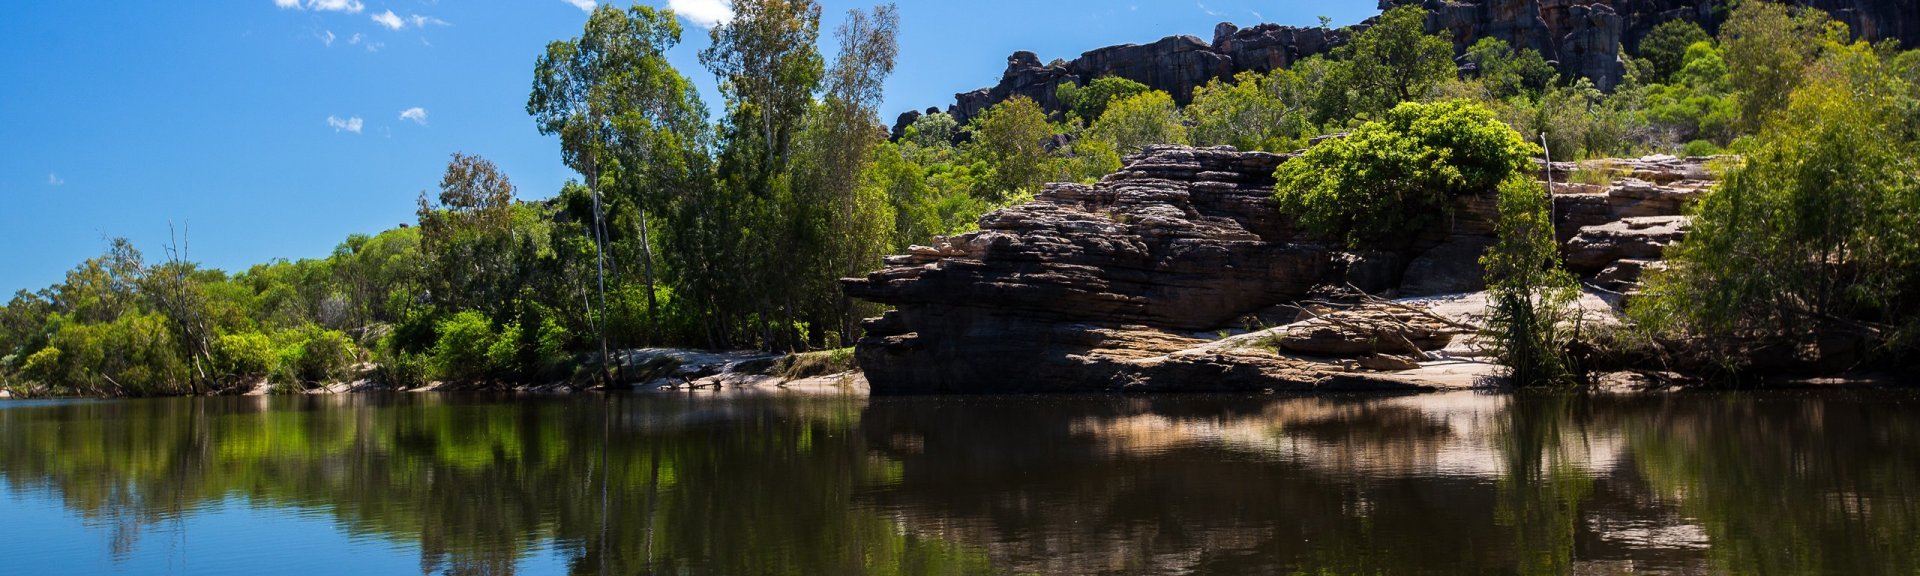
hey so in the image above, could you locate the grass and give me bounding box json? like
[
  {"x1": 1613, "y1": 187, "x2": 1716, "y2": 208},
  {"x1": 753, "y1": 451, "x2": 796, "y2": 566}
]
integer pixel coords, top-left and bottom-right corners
[
  {"x1": 774, "y1": 348, "x2": 859, "y2": 380},
  {"x1": 1566, "y1": 161, "x2": 1624, "y2": 187}
]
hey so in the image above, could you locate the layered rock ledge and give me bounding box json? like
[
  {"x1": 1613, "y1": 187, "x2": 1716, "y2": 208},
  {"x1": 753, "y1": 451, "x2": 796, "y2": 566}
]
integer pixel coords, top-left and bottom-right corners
[{"x1": 842, "y1": 146, "x2": 1717, "y2": 394}]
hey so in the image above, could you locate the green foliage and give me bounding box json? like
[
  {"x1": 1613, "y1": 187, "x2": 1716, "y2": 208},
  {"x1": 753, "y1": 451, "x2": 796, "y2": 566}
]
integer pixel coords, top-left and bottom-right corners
[
  {"x1": 271, "y1": 324, "x2": 358, "y2": 387},
  {"x1": 1187, "y1": 69, "x2": 1314, "y2": 151},
  {"x1": 1086, "y1": 90, "x2": 1188, "y2": 153},
  {"x1": 1719, "y1": 0, "x2": 1840, "y2": 131},
  {"x1": 1634, "y1": 42, "x2": 1920, "y2": 368},
  {"x1": 1275, "y1": 100, "x2": 1540, "y2": 247},
  {"x1": 1481, "y1": 177, "x2": 1583, "y2": 387},
  {"x1": 1056, "y1": 76, "x2": 1150, "y2": 123},
  {"x1": 1465, "y1": 37, "x2": 1556, "y2": 100},
  {"x1": 210, "y1": 332, "x2": 275, "y2": 384},
  {"x1": 902, "y1": 111, "x2": 957, "y2": 148},
  {"x1": 431, "y1": 311, "x2": 503, "y2": 383},
  {"x1": 44, "y1": 312, "x2": 189, "y2": 397},
  {"x1": 963, "y1": 96, "x2": 1054, "y2": 200},
  {"x1": 1311, "y1": 5, "x2": 1456, "y2": 124},
  {"x1": 1637, "y1": 19, "x2": 1712, "y2": 82}
]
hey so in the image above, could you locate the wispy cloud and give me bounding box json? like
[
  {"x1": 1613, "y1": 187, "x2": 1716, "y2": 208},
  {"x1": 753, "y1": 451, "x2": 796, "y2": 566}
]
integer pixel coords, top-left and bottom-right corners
[
  {"x1": 47, "y1": 173, "x2": 64, "y2": 186},
  {"x1": 1197, "y1": 2, "x2": 1224, "y2": 18},
  {"x1": 327, "y1": 115, "x2": 364, "y2": 134},
  {"x1": 369, "y1": 10, "x2": 448, "y2": 31},
  {"x1": 348, "y1": 33, "x2": 363, "y2": 45},
  {"x1": 318, "y1": 29, "x2": 336, "y2": 46},
  {"x1": 371, "y1": 10, "x2": 405, "y2": 30},
  {"x1": 560, "y1": 0, "x2": 595, "y2": 12},
  {"x1": 669, "y1": 0, "x2": 733, "y2": 28},
  {"x1": 399, "y1": 107, "x2": 429, "y2": 125},
  {"x1": 274, "y1": 0, "x2": 365, "y2": 14}
]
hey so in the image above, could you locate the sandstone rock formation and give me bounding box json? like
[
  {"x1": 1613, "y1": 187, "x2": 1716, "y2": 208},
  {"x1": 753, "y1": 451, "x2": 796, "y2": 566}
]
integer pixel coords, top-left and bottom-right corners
[
  {"x1": 843, "y1": 146, "x2": 1716, "y2": 394},
  {"x1": 911, "y1": 1, "x2": 1917, "y2": 133}
]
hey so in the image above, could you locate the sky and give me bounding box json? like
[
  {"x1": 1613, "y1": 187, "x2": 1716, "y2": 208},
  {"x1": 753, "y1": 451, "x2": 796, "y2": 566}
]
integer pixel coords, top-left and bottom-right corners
[{"x1": 0, "y1": 0, "x2": 1383, "y2": 293}]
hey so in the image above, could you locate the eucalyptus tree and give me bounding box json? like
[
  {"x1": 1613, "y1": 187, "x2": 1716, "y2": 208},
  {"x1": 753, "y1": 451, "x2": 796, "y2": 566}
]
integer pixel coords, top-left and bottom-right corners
[{"x1": 529, "y1": 4, "x2": 709, "y2": 356}]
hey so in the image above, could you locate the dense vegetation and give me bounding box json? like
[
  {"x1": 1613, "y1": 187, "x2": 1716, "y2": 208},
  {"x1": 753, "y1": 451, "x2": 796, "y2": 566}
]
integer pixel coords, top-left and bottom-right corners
[{"x1": 3, "y1": 0, "x2": 1917, "y2": 395}]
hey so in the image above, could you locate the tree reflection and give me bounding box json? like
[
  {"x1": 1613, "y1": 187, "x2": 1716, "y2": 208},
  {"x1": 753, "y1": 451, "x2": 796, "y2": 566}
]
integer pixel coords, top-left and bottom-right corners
[{"x1": 2, "y1": 390, "x2": 1918, "y2": 575}]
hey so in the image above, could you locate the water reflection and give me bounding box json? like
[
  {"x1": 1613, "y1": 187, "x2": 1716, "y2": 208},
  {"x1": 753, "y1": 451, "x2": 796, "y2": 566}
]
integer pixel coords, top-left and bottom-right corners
[{"x1": 1, "y1": 389, "x2": 1917, "y2": 575}]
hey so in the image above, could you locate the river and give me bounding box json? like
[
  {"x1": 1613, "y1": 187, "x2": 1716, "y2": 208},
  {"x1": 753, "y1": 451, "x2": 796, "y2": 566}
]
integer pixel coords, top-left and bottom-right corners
[{"x1": 2, "y1": 389, "x2": 1916, "y2": 575}]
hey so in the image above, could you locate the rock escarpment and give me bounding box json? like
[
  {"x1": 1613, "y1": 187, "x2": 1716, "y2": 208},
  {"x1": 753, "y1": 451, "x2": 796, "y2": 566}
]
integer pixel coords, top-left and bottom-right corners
[
  {"x1": 843, "y1": 146, "x2": 1718, "y2": 394},
  {"x1": 910, "y1": 1, "x2": 1917, "y2": 133}
]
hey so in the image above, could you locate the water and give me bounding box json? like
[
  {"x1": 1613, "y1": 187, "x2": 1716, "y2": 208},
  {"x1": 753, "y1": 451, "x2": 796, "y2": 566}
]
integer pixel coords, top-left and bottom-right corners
[{"x1": 2, "y1": 389, "x2": 1917, "y2": 575}]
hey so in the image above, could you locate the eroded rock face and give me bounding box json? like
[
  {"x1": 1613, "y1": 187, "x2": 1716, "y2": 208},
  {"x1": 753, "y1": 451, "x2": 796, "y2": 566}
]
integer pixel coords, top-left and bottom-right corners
[
  {"x1": 842, "y1": 146, "x2": 1328, "y2": 393},
  {"x1": 843, "y1": 147, "x2": 1718, "y2": 394}
]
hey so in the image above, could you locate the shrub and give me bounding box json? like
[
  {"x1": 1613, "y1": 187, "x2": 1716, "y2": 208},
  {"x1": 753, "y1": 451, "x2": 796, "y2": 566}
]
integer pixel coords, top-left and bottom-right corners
[
  {"x1": 431, "y1": 311, "x2": 500, "y2": 382},
  {"x1": 209, "y1": 332, "x2": 275, "y2": 384},
  {"x1": 1481, "y1": 177, "x2": 1583, "y2": 386},
  {"x1": 271, "y1": 324, "x2": 358, "y2": 386},
  {"x1": 1274, "y1": 100, "x2": 1539, "y2": 247}
]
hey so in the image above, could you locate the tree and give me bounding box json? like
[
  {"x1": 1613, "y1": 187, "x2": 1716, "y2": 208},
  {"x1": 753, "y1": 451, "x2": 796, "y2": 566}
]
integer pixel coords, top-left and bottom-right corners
[
  {"x1": 416, "y1": 153, "x2": 523, "y2": 316},
  {"x1": 530, "y1": 3, "x2": 708, "y2": 355},
  {"x1": 701, "y1": 0, "x2": 824, "y2": 179},
  {"x1": 1187, "y1": 69, "x2": 1314, "y2": 151},
  {"x1": 1637, "y1": 19, "x2": 1711, "y2": 82},
  {"x1": 1056, "y1": 76, "x2": 1150, "y2": 124},
  {"x1": 1465, "y1": 37, "x2": 1555, "y2": 100},
  {"x1": 1312, "y1": 5, "x2": 1455, "y2": 124},
  {"x1": 1481, "y1": 176, "x2": 1582, "y2": 387},
  {"x1": 1719, "y1": 0, "x2": 1837, "y2": 131},
  {"x1": 1087, "y1": 90, "x2": 1188, "y2": 153},
  {"x1": 791, "y1": 3, "x2": 903, "y2": 345},
  {"x1": 1632, "y1": 42, "x2": 1920, "y2": 368},
  {"x1": 962, "y1": 96, "x2": 1055, "y2": 200},
  {"x1": 1275, "y1": 100, "x2": 1539, "y2": 247}
]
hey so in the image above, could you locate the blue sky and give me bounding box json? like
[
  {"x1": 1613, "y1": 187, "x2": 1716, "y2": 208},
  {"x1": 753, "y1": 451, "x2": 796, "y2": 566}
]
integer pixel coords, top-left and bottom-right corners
[{"x1": 0, "y1": 0, "x2": 1381, "y2": 293}]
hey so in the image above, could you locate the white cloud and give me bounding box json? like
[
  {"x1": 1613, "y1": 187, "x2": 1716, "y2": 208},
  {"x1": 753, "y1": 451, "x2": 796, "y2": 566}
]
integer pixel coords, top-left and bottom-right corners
[
  {"x1": 560, "y1": 0, "x2": 595, "y2": 12},
  {"x1": 668, "y1": 0, "x2": 732, "y2": 28},
  {"x1": 274, "y1": 0, "x2": 364, "y2": 13},
  {"x1": 364, "y1": 40, "x2": 385, "y2": 52},
  {"x1": 47, "y1": 173, "x2": 64, "y2": 186},
  {"x1": 1197, "y1": 2, "x2": 1224, "y2": 18},
  {"x1": 348, "y1": 33, "x2": 363, "y2": 45},
  {"x1": 399, "y1": 107, "x2": 428, "y2": 125},
  {"x1": 408, "y1": 14, "x2": 449, "y2": 27},
  {"x1": 327, "y1": 115, "x2": 364, "y2": 134},
  {"x1": 319, "y1": 29, "x2": 336, "y2": 46},
  {"x1": 371, "y1": 10, "x2": 405, "y2": 30}
]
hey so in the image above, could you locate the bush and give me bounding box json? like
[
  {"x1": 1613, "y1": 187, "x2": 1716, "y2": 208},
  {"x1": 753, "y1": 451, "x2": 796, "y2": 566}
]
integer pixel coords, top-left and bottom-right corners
[
  {"x1": 1274, "y1": 100, "x2": 1540, "y2": 247},
  {"x1": 210, "y1": 332, "x2": 275, "y2": 384},
  {"x1": 430, "y1": 311, "x2": 500, "y2": 383},
  {"x1": 1632, "y1": 43, "x2": 1920, "y2": 369},
  {"x1": 271, "y1": 324, "x2": 358, "y2": 386},
  {"x1": 1481, "y1": 177, "x2": 1583, "y2": 386}
]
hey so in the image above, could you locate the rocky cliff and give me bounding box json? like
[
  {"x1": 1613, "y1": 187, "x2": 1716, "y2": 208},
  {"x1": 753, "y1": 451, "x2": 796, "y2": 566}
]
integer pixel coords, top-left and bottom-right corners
[
  {"x1": 907, "y1": 0, "x2": 1918, "y2": 132},
  {"x1": 841, "y1": 146, "x2": 1715, "y2": 394}
]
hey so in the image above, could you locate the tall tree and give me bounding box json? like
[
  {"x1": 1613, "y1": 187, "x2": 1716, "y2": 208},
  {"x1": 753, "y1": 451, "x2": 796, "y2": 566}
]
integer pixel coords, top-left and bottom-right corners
[
  {"x1": 1312, "y1": 5, "x2": 1454, "y2": 124},
  {"x1": 530, "y1": 4, "x2": 708, "y2": 356},
  {"x1": 701, "y1": 0, "x2": 825, "y2": 180}
]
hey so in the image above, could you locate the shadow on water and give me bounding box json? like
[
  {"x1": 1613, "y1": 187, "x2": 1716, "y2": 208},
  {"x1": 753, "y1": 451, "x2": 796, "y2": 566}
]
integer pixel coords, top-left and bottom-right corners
[{"x1": 2, "y1": 388, "x2": 1918, "y2": 575}]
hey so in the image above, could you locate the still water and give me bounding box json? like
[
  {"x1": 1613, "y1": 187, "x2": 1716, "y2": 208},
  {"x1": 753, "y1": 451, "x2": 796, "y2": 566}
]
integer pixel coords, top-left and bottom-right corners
[{"x1": 2, "y1": 389, "x2": 1917, "y2": 575}]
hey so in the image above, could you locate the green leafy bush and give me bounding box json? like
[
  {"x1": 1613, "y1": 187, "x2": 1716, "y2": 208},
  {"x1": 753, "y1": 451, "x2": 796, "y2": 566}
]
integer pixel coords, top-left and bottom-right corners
[
  {"x1": 430, "y1": 311, "x2": 500, "y2": 383},
  {"x1": 210, "y1": 332, "x2": 275, "y2": 384},
  {"x1": 1274, "y1": 100, "x2": 1539, "y2": 247}
]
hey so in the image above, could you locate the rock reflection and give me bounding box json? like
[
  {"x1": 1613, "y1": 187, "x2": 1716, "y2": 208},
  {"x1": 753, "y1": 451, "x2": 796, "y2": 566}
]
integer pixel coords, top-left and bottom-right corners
[{"x1": 1, "y1": 389, "x2": 1917, "y2": 575}]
